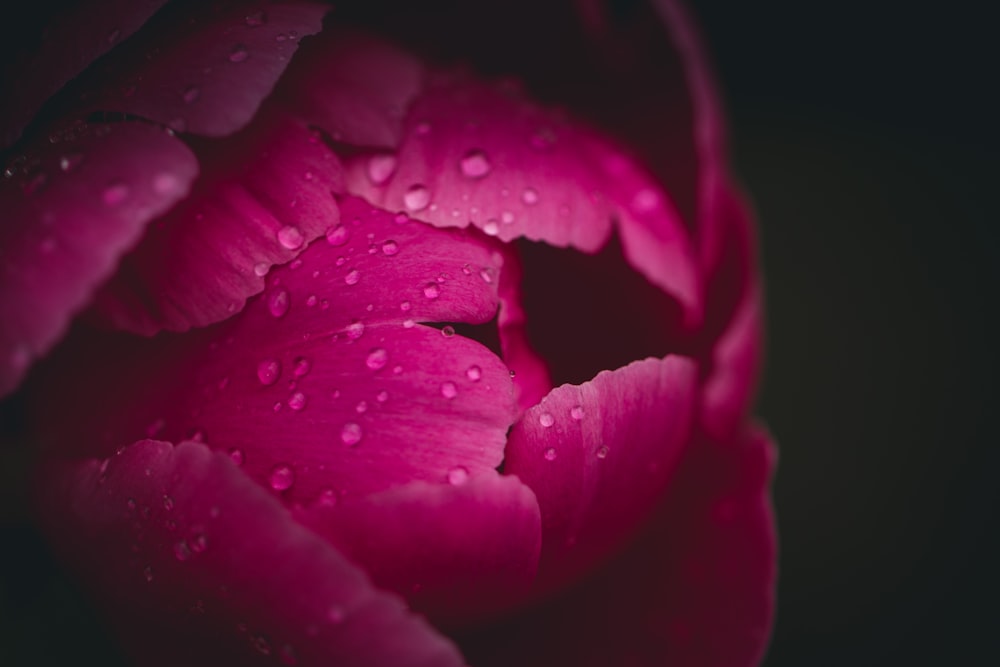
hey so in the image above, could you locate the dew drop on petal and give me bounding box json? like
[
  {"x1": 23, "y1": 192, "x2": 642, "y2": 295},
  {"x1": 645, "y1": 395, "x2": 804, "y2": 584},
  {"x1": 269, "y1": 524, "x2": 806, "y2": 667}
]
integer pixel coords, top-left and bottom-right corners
[
  {"x1": 278, "y1": 225, "x2": 304, "y2": 250},
  {"x1": 257, "y1": 359, "x2": 281, "y2": 385},
  {"x1": 459, "y1": 149, "x2": 492, "y2": 178},
  {"x1": 288, "y1": 392, "x2": 307, "y2": 411},
  {"x1": 173, "y1": 540, "x2": 192, "y2": 561},
  {"x1": 267, "y1": 288, "x2": 290, "y2": 318},
  {"x1": 376, "y1": 390, "x2": 389, "y2": 403},
  {"x1": 544, "y1": 447, "x2": 557, "y2": 461},
  {"x1": 341, "y1": 422, "x2": 363, "y2": 446},
  {"x1": 143, "y1": 565, "x2": 154, "y2": 582},
  {"x1": 570, "y1": 405, "x2": 585, "y2": 420},
  {"x1": 59, "y1": 153, "x2": 83, "y2": 172},
  {"x1": 367, "y1": 154, "x2": 397, "y2": 185},
  {"x1": 366, "y1": 348, "x2": 388, "y2": 370},
  {"x1": 317, "y1": 488, "x2": 338, "y2": 507},
  {"x1": 399, "y1": 300, "x2": 411, "y2": 312},
  {"x1": 440, "y1": 381, "x2": 457, "y2": 399},
  {"x1": 423, "y1": 283, "x2": 440, "y2": 299},
  {"x1": 344, "y1": 269, "x2": 360, "y2": 285},
  {"x1": 402, "y1": 319, "x2": 415, "y2": 328},
  {"x1": 293, "y1": 357, "x2": 311, "y2": 377},
  {"x1": 326, "y1": 224, "x2": 349, "y2": 246},
  {"x1": 483, "y1": 220, "x2": 499, "y2": 236},
  {"x1": 403, "y1": 184, "x2": 430, "y2": 211},
  {"x1": 269, "y1": 465, "x2": 295, "y2": 491},
  {"x1": 381, "y1": 240, "x2": 399, "y2": 256},
  {"x1": 596, "y1": 445, "x2": 610, "y2": 459},
  {"x1": 102, "y1": 182, "x2": 129, "y2": 205},
  {"x1": 229, "y1": 448, "x2": 244, "y2": 466},
  {"x1": 465, "y1": 365, "x2": 482, "y2": 382},
  {"x1": 539, "y1": 412, "x2": 555, "y2": 428},
  {"x1": 441, "y1": 325, "x2": 455, "y2": 338},
  {"x1": 182, "y1": 85, "x2": 200, "y2": 104},
  {"x1": 228, "y1": 44, "x2": 249, "y2": 63},
  {"x1": 253, "y1": 261, "x2": 269, "y2": 277},
  {"x1": 345, "y1": 320, "x2": 364, "y2": 340},
  {"x1": 447, "y1": 466, "x2": 469, "y2": 485},
  {"x1": 245, "y1": 10, "x2": 266, "y2": 27}
]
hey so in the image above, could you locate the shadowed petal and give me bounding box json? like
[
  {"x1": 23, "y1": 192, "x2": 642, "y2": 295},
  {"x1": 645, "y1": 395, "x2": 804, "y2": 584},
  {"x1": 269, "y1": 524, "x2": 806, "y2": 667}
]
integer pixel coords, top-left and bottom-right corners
[
  {"x1": 462, "y1": 427, "x2": 777, "y2": 667},
  {"x1": 32, "y1": 198, "x2": 515, "y2": 505},
  {"x1": 36, "y1": 439, "x2": 465, "y2": 667},
  {"x1": 504, "y1": 355, "x2": 698, "y2": 594},
  {"x1": 297, "y1": 473, "x2": 541, "y2": 626},
  {"x1": 0, "y1": 120, "x2": 197, "y2": 398},
  {"x1": 90, "y1": 113, "x2": 343, "y2": 335}
]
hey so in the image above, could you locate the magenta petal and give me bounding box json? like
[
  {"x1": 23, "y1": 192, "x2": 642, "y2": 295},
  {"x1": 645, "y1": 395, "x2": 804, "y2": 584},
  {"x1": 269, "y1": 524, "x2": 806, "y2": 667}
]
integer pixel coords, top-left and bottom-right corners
[
  {"x1": 465, "y1": 427, "x2": 777, "y2": 667},
  {"x1": 37, "y1": 439, "x2": 464, "y2": 667},
  {"x1": 90, "y1": 113, "x2": 343, "y2": 335},
  {"x1": 279, "y1": 29, "x2": 426, "y2": 148},
  {"x1": 79, "y1": 1, "x2": 326, "y2": 136},
  {"x1": 0, "y1": 121, "x2": 197, "y2": 397},
  {"x1": 0, "y1": 0, "x2": 166, "y2": 149},
  {"x1": 297, "y1": 473, "x2": 541, "y2": 625},
  {"x1": 505, "y1": 355, "x2": 698, "y2": 593},
  {"x1": 34, "y1": 198, "x2": 515, "y2": 503}
]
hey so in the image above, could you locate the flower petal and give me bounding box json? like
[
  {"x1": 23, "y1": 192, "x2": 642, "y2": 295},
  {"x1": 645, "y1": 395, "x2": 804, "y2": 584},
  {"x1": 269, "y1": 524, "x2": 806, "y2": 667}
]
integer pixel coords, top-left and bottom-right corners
[
  {"x1": 0, "y1": 120, "x2": 197, "y2": 398},
  {"x1": 462, "y1": 427, "x2": 777, "y2": 667},
  {"x1": 32, "y1": 198, "x2": 515, "y2": 504},
  {"x1": 77, "y1": 0, "x2": 326, "y2": 136},
  {"x1": 504, "y1": 355, "x2": 698, "y2": 594},
  {"x1": 89, "y1": 113, "x2": 343, "y2": 335},
  {"x1": 0, "y1": 0, "x2": 166, "y2": 149},
  {"x1": 345, "y1": 75, "x2": 701, "y2": 326},
  {"x1": 296, "y1": 473, "x2": 541, "y2": 626},
  {"x1": 278, "y1": 28, "x2": 426, "y2": 148},
  {"x1": 36, "y1": 439, "x2": 465, "y2": 667}
]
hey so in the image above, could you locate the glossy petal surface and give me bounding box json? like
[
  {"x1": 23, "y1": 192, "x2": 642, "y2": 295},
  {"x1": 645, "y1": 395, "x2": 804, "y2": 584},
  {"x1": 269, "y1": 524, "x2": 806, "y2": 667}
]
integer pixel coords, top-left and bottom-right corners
[
  {"x1": 36, "y1": 439, "x2": 464, "y2": 667},
  {"x1": 33, "y1": 198, "x2": 515, "y2": 505},
  {"x1": 505, "y1": 355, "x2": 697, "y2": 593},
  {"x1": 90, "y1": 113, "x2": 343, "y2": 335},
  {"x1": 297, "y1": 473, "x2": 541, "y2": 625},
  {"x1": 464, "y1": 427, "x2": 777, "y2": 667},
  {"x1": 77, "y1": 0, "x2": 325, "y2": 136},
  {"x1": 0, "y1": 121, "x2": 197, "y2": 397}
]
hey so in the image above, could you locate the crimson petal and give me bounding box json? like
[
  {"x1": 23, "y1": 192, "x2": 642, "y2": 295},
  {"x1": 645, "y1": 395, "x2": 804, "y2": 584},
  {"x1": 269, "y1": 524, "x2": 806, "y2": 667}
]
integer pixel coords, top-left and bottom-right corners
[
  {"x1": 36, "y1": 439, "x2": 465, "y2": 667},
  {"x1": 0, "y1": 121, "x2": 196, "y2": 397},
  {"x1": 505, "y1": 355, "x2": 698, "y2": 594},
  {"x1": 90, "y1": 113, "x2": 343, "y2": 335}
]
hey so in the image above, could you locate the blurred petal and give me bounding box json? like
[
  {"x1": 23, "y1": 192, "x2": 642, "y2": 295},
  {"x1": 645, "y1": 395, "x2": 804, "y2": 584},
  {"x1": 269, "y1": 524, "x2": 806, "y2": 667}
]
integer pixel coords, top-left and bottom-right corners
[
  {"x1": 463, "y1": 427, "x2": 777, "y2": 667},
  {"x1": 77, "y1": 0, "x2": 326, "y2": 136},
  {"x1": 90, "y1": 113, "x2": 343, "y2": 335},
  {"x1": 345, "y1": 75, "x2": 701, "y2": 326},
  {"x1": 0, "y1": 120, "x2": 196, "y2": 397},
  {"x1": 279, "y1": 28, "x2": 425, "y2": 148},
  {"x1": 0, "y1": 0, "x2": 166, "y2": 149},
  {"x1": 505, "y1": 355, "x2": 697, "y2": 593},
  {"x1": 36, "y1": 439, "x2": 464, "y2": 667},
  {"x1": 297, "y1": 473, "x2": 541, "y2": 625},
  {"x1": 32, "y1": 198, "x2": 515, "y2": 504}
]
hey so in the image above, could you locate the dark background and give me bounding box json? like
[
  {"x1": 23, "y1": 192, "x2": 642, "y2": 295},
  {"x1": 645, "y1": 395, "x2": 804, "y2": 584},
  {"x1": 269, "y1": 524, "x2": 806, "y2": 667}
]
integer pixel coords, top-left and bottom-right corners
[
  {"x1": 688, "y1": 1, "x2": 999, "y2": 665},
  {"x1": 2, "y1": 1, "x2": 998, "y2": 665}
]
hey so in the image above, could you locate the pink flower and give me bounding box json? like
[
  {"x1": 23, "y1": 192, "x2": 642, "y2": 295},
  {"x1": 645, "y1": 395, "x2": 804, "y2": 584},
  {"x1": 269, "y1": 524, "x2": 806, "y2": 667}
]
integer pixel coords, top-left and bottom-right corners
[{"x1": 1, "y1": 1, "x2": 776, "y2": 665}]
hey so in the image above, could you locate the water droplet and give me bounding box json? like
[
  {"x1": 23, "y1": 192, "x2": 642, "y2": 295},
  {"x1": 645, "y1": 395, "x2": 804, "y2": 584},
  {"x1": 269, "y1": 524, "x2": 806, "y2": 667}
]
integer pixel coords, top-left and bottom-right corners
[
  {"x1": 423, "y1": 283, "x2": 440, "y2": 299},
  {"x1": 345, "y1": 320, "x2": 364, "y2": 340},
  {"x1": 278, "y1": 225, "x2": 304, "y2": 250},
  {"x1": 306, "y1": 294, "x2": 317, "y2": 307},
  {"x1": 447, "y1": 466, "x2": 469, "y2": 485},
  {"x1": 570, "y1": 405, "x2": 585, "y2": 420},
  {"x1": 441, "y1": 325, "x2": 455, "y2": 338},
  {"x1": 317, "y1": 488, "x2": 338, "y2": 506},
  {"x1": 501, "y1": 211, "x2": 515, "y2": 224},
  {"x1": 102, "y1": 182, "x2": 129, "y2": 205},
  {"x1": 279, "y1": 644, "x2": 298, "y2": 666},
  {"x1": 483, "y1": 219, "x2": 499, "y2": 236},
  {"x1": 544, "y1": 447, "x2": 557, "y2": 461},
  {"x1": 257, "y1": 359, "x2": 281, "y2": 385},
  {"x1": 376, "y1": 390, "x2": 389, "y2": 403},
  {"x1": 326, "y1": 224, "x2": 350, "y2": 246},
  {"x1": 479, "y1": 268, "x2": 494, "y2": 284},
  {"x1": 229, "y1": 448, "x2": 244, "y2": 466},
  {"x1": 403, "y1": 184, "x2": 430, "y2": 211},
  {"x1": 228, "y1": 44, "x2": 249, "y2": 63},
  {"x1": 400, "y1": 301, "x2": 412, "y2": 312},
  {"x1": 367, "y1": 154, "x2": 397, "y2": 184},
  {"x1": 174, "y1": 540, "x2": 192, "y2": 561},
  {"x1": 459, "y1": 149, "x2": 492, "y2": 178},
  {"x1": 253, "y1": 261, "x2": 269, "y2": 277},
  {"x1": 288, "y1": 392, "x2": 307, "y2": 411},
  {"x1": 392, "y1": 365, "x2": 403, "y2": 375},
  {"x1": 631, "y1": 188, "x2": 660, "y2": 213},
  {"x1": 596, "y1": 445, "x2": 610, "y2": 459},
  {"x1": 267, "y1": 288, "x2": 289, "y2": 318},
  {"x1": 341, "y1": 422, "x2": 363, "y2": 446},
  {"x1": 292, "y1": 357, "x2": 311, "y2": 378},
  {"x1": 182, "y1": 85, "x2": 200, "y2": 104},
  {"x1": 520, "y1": 188, "x2": 539, "y2": 205},
  {"x1": 539, "y1": 412, "x2": 555, "y2": 428},
  {"x1": 403, "y1": 319, "x2": 415, "y2": 328},
  {"x1": 344, "y1": 269, "x2": 360, "y2": 285},
  {"x1": 465, "y1": 365, "x2": 482, "y2": 382},
  {"x1": 440, "y1": 381, "x2": 457, "y2": 399},
  {"x1": 143, "y1": 565, "x2": 154, "y2": 582},
  {"x1": 245, "y1": 10, "x2": 266, "y2": 26},
  {"x1": 59, "y1": 153, "x2": 83, "y2": 172},
  {"x1": 381, "y1": 240, "x2": 399, "y2": 256},
  {"x1": 253, "y1": 634, "x2": 272, "y2": 656},
  {"x1": 366, "y1": 348, "x2": 388, "y2": 370},
  {"x1": 189, "y1": 530, "x2": 208, "y2": 553},
  {"x1": 269, "y1": 465, "x2": 295, "y2": 491}
]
